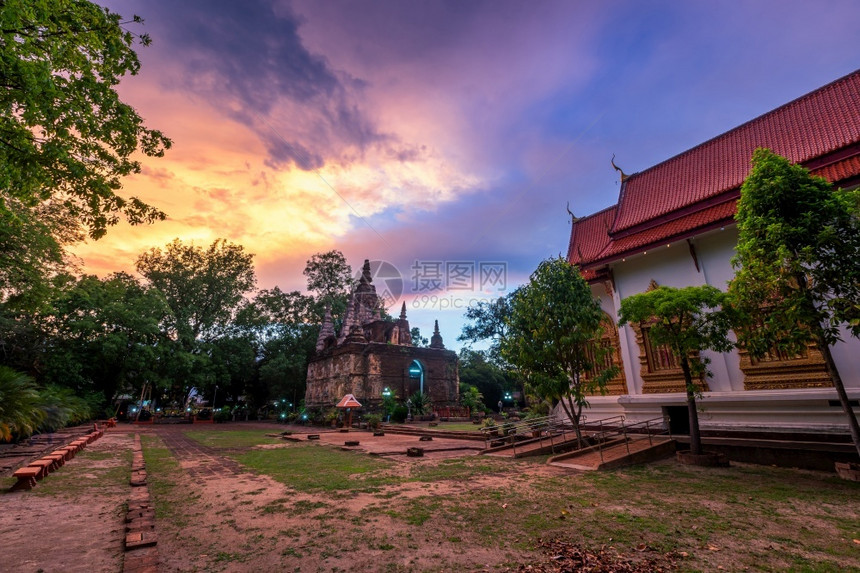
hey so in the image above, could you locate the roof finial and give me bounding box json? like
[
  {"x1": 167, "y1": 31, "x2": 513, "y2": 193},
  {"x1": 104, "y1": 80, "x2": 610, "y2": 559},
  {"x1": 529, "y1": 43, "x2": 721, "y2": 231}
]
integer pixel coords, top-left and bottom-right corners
[
  {"x1": 400, "y1": 301, "x2": 407, "y2": 320},
  {"x1": 611, "y1": 154, "x2": 629, "y2": 182},
  {"x1": 566, "y1": 201, "x2": 579, "y2": 224}
]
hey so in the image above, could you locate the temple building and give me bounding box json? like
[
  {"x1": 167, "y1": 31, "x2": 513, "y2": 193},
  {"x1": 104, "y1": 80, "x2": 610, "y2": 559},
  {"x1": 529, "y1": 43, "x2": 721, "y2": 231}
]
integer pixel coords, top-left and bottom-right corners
[
  {"x1": 304, "y1": 260, "x2": 459, "y2": 409},
  {"x1": 565, "y1": 70, "x2": 860, "y2": 437}
]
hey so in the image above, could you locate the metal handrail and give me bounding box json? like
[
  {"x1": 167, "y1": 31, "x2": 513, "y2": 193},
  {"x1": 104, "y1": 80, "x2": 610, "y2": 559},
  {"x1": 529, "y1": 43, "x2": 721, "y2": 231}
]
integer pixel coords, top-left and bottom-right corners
[
  {"x1": 480, "y1": 414, "x2": 652, "y2": 457},
  {"x1": 593, "y1": 416, "x2": 669, "y2": 463},
  {"x1": 479, "y1": 415, "x2": 558, "y2": 451}
]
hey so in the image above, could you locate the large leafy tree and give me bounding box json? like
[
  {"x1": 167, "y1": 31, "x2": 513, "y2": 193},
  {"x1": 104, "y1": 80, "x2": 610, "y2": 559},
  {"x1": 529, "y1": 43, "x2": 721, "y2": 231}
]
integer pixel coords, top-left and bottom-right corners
[
  {"x1": 458, "y1": 348, "x2": 513, "y2": 411},
  {"x1": 234, "y1": 287, "x2": 318, "y2": 408},
  {"x1": 0, "y1": 0, "x2": 171, "y2": 240},
  {"x1": 729, "y1": 148, "x2": 860, "y2": 457},
  {"x1": 0, "y1": 198, "x2": 79, "y2": 309},
  {"x1": 136, "y1": 239, "x2": 256, "y2": 347},
  {"x1": 40, "y1": 272, "x2": 170, "y2": 404},
  {"x1": 458, "y1": 294, "x2": 513, "y2": 366},
  {"x1": 303, "y1": 250, "x2": 353, "y2": 322},
  {"x1": 618, "y1": 285, "x2": 733, "y2": 456},
  {"x1": 136, "y1": 239, "x2": 256, "y2": 403},
  {"x1": 501, "y1": 257, "x2": 615, "y2": 445}
]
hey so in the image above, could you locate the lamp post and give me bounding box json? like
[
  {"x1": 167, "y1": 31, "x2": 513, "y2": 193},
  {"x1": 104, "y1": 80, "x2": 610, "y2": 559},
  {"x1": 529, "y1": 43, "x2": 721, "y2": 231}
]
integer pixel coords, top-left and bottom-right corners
[
  {"x1": 406, "y1": 398, "x2": 413, "y2": 422},
  {"x1": 382, "y1": 387, "x2": 392, "y2": 422}
]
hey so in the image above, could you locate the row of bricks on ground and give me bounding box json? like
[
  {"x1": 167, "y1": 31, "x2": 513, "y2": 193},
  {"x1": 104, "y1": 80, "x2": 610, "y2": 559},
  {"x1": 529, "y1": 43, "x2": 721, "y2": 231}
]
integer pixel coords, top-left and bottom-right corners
[
  {"x1": 123, "y1": 551, "x2": 159, "y2": 573},
  {"x1": 10, "y1": 431, "x2": 104, "y2": 490},
  {"x1": 125, "y1": 437, "x2": 157, "y2": 556}
]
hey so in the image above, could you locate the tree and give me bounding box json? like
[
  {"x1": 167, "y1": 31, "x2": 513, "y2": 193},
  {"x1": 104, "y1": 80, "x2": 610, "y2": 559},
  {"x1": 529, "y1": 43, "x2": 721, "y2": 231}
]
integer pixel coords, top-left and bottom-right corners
[
  {"x1": 40, "y1": 272, "x2": 170, "y2": 405},
  {"x1": 458, "y1": 348, "x2": 512, "y2": 412},
  {"x1": 136, "y1": 239, "x2": 256, "y2": 403},
  {"x1": 241, "y1": 287, "x2": 315, "y2": 327},
  {"x1": 303, "y1": 250, "x2": 353, "y2": 321},
  {"x1": 619, "y1": 285, "x2": 733, "y2": 456},
  {"x1": 136, "y1": 239, "x2": 256, "y2": 346},
  {"x1": 0, "y1": 1, "x2": 171, "y2": 241},
  {"x1": 0, "y1": 198, "x2": 79, "y2": 310},
  {"x1": 410, "y1": 327, "x2": 428, "y2": 347},
  {"x1": 458, "y1": 294, "x2": 513, "y2": 365},
  {"x1": 501, "y1": 257, "x2": 615, "y2": 446},
  {"x1": 209, "y1": 333, "x2": 258, "y2": 407},
  {"x1": 459, "y1": 385, "x2": 484, "y2": 414},
  {"x1": 729, "y1": 148, "x2": 860, "y2": 457}
]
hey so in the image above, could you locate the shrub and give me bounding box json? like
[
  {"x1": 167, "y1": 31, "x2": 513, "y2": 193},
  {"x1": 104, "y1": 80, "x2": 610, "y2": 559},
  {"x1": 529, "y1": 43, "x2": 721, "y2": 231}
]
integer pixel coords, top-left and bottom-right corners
[
  {"x1": 214, "y1": 407, "x2": 232, "y2": 423},
  {"x1": 391, "y1": 405, "x2": 408, "y2": 423},
  {"x1": 364, "y1": 413, "x2": 382, "y2": 429},
  {"x1": 0, "y1": 367, "x2": 43, "y2": 442},
  {"x1": 37, "y1": 384, "x2": 97, "y2": 432}
]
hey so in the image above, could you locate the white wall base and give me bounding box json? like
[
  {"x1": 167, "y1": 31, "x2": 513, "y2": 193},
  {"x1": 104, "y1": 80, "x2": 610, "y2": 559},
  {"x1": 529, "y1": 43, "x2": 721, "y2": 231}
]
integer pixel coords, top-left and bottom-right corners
[{"x1": 554, "y1": 387, "x2": 860, "y2": 436}]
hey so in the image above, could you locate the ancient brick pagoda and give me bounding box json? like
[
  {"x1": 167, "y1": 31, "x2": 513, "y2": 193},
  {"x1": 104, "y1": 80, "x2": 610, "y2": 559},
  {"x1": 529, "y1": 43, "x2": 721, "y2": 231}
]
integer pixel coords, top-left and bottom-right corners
[{"x1": 304, "y1": 260, "x2": 459, "y2": 410}]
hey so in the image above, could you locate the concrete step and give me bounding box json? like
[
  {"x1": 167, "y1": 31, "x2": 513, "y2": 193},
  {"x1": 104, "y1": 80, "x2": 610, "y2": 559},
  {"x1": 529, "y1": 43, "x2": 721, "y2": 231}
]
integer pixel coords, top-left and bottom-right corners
[{"x1": 379, "y1": 425, "x2": 484, "y2": 441}]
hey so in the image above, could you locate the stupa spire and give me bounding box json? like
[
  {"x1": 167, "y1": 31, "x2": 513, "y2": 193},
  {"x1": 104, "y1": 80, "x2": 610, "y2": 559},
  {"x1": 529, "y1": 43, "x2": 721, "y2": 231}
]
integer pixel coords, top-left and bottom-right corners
[
  {"x1": 429, "y1": 319, "x2": 445, "y2": 349},
  {"x1": 316, "y1": 305, "x2": 335, "y2": 351}
]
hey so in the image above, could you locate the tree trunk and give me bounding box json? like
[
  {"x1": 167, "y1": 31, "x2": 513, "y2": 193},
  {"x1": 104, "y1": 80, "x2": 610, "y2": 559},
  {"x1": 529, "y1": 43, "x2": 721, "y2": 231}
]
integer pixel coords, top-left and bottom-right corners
[
  {"x1": 680, "y1": 356, "x2": 703, "y2": 455},
  {"x1": 814, "y1": 330, "x2": 860, "y2": 459},
  {"x1": 558, "y1": 397, "x2": 583, "y2": 449},
  {"x1": 796, "y1": 273, "x2": 860, "y2": 459}
]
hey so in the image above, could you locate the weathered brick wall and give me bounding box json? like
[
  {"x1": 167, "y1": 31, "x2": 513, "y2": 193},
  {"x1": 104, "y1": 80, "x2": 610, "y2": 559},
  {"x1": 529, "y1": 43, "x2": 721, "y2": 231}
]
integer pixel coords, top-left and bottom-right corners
[{"x1": 305, "y1": 342, "x2": 459, "y2": 409}]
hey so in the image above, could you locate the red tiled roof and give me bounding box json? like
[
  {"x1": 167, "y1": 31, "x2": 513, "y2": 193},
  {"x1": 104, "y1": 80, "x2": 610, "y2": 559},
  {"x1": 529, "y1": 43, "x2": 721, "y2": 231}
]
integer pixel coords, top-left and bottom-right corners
[
  {"x1": 598, "y1": 201, "x2": 736, "y2": 262},
  {"x1": 812, "y1": 154, "x2": 860, "y2": 183},
  {"x1": 612, "y1": 70, "x2": 860, "y2": 236},
  {"x1": 568, "y1": 70, "x2": 860, "y2": 276},
  {"x1": 336, "y1": 394, "x2": 362, "y2": 408},
  {"x1": 567, "y1": 206, "x2": 616, "y2": 265}
]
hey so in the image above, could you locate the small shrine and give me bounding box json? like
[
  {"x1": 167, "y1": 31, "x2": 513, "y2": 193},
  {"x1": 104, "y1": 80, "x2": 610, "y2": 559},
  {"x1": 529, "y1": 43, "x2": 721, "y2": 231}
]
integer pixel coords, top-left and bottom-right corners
[{"x1": 304, "y1": 260, "x2": 459, "y2": 410}]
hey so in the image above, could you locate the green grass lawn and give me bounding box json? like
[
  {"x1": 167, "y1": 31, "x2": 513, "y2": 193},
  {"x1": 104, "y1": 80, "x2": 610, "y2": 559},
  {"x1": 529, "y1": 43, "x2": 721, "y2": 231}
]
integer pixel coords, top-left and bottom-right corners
[{"x1": 184, "y1": 429, "x2": 284, "y2": 449}]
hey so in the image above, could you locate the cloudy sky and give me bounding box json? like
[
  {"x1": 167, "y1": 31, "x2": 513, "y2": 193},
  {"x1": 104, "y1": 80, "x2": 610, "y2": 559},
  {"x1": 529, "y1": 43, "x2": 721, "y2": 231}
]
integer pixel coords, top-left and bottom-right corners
[{"x1": 80, "y1": 0, "x2": 860, "y2": 346}]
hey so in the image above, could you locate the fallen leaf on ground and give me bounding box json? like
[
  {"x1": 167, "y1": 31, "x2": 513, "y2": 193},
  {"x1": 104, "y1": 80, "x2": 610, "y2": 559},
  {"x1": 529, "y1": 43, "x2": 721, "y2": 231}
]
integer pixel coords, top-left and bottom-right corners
[{"x1": 517, "y1": 538, "x2": 680, "y2": 572}]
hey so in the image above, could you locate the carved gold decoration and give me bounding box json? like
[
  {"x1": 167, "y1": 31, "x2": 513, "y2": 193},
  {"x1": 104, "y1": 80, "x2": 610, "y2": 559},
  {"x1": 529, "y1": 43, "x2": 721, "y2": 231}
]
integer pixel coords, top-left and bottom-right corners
[
  {"x1": 585, "y1": 312, "x2": 628, "y2": 396},
  {"x1": 630, "y1": 321, "x2": 707, "y2": 394},
  {"x1": 738, "y1": 341, "x2": 831, "y2": 390},
  {"x1": 603, "y1": 279, "x2": 614, "y2": 297}
]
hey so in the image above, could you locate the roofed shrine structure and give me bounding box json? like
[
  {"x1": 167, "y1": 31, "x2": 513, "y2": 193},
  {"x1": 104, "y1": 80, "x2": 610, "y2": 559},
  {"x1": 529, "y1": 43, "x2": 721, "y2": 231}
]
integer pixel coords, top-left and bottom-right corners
[
  {"x1": 565, "y1": 69, "x2": 860, "y2": 438},
  {"x1": 304, "y1": 260, "x2": 459, "y2": 409}
]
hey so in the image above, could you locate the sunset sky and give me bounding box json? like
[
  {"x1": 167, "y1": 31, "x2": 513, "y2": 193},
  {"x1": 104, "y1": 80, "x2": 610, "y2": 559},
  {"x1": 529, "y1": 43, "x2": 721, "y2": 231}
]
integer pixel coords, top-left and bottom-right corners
[{"x1": 80, "y1": 0, "x2": 860, "y2": 346}]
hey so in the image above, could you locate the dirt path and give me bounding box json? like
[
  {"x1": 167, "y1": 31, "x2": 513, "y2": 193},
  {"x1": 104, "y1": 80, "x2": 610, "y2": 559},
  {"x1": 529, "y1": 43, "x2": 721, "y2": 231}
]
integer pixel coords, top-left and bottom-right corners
[{"x1": 0, "y1": 431, "x2": 133, "y2": 573}]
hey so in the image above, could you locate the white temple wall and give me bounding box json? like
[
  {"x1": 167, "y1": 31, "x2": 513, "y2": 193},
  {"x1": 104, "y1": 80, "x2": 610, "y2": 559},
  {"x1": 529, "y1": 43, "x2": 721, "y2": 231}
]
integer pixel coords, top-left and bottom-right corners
[{"x1": 570, "y1": 226, "x2": 860, "y2": 432}]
